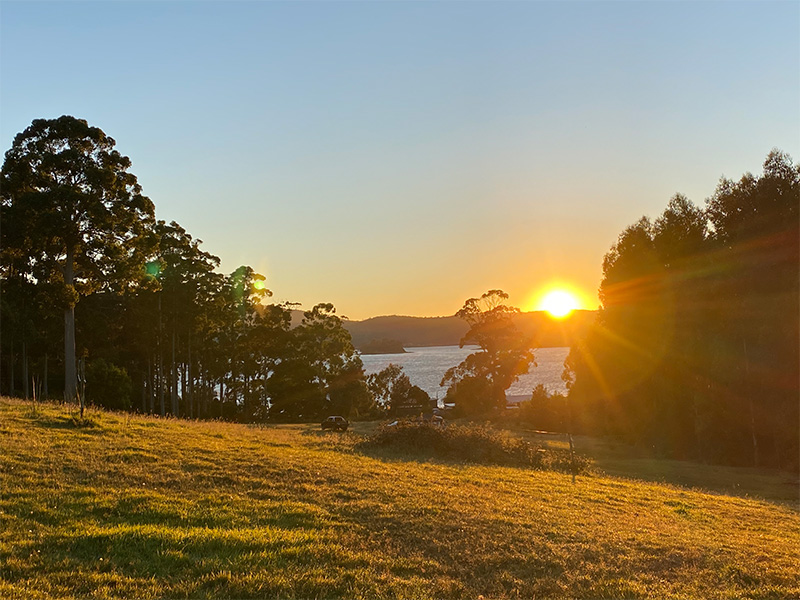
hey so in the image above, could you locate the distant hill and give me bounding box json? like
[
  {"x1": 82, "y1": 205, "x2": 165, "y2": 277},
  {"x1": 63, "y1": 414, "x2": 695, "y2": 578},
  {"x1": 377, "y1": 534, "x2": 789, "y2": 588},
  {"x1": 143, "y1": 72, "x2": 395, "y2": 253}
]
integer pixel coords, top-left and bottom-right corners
[
  {"x1": 344, "y1": 315, "x2": 468, "y2": 349},
  {"x1": 342, "y1": 310, "x2": 597, "y2": 350}
]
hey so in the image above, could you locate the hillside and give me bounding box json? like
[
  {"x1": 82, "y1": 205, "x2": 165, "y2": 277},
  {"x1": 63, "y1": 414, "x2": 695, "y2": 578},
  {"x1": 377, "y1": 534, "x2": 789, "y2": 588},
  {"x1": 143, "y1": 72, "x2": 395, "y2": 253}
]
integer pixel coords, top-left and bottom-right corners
[
  {"x1": 343, "y1": 310, "x2": 597, "y2": 350},
  {"x1": 1, "y1": 398, "x2": 798, "y2": 599}
]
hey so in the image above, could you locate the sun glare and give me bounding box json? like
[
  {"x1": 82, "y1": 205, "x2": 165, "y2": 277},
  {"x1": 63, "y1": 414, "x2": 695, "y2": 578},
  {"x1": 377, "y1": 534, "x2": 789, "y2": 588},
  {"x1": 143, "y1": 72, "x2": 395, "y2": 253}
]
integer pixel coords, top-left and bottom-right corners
[{"x1": 539, "y1": 290, "x2": 580, "y2": 319}]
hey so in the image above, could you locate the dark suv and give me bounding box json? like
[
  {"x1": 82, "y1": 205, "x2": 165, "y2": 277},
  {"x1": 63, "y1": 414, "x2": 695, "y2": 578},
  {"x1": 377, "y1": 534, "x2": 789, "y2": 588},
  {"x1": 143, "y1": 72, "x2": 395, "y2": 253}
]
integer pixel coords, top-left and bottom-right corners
[{"x1": 321, "y1": 416, "x2": 349, "y2": 431}]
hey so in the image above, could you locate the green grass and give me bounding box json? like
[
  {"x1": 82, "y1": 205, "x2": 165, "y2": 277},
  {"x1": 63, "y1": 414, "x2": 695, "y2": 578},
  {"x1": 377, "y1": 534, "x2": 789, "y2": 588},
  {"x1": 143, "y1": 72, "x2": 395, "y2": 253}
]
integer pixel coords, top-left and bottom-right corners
[{"x1": 1, "y1": 398, "x2": 798, "y2": 599}]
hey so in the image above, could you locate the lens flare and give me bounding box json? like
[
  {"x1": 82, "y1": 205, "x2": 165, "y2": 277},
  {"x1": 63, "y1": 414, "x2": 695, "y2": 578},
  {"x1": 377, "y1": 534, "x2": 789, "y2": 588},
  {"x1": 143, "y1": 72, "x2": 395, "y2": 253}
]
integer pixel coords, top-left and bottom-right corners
[{"x1": 144, "y1": 260, "x2": 161, "y2": 278}]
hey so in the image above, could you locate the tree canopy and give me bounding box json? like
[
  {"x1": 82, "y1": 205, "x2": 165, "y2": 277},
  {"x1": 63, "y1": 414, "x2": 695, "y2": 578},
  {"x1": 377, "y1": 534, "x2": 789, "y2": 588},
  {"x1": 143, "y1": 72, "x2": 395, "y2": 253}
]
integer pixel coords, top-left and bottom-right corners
[
  {"x1": 0, "y1": 116, "x2": 381, "y2": 423},
  {"x1": 1, "y1": 116, "x2": 156, "y2": 413},
  {"x1": 565, "y1": 150, "x2": 799, "y2": 469},
  {"x1": 442, "y1": 290, "x2": 535, "y2": 416}
]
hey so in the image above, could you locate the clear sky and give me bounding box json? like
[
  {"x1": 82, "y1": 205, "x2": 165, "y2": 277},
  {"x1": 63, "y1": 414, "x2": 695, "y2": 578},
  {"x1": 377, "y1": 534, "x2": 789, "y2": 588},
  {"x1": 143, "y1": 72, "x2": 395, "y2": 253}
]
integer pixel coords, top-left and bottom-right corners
[{"x1": 2, "y1": 1, "x2": 798, "y2": 320}]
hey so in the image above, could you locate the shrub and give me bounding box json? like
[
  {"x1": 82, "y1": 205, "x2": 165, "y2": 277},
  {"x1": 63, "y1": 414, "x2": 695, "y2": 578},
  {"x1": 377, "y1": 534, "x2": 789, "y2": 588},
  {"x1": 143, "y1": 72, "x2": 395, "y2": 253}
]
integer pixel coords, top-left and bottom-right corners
[
  {"x1": 443, "y1": 375, "x2": 503, "y2": 417},
  {"x1": 86, "y1": 359, "x2": 133, "y2": 411},
  {"x1": 518, "y1": 384, "x2": 569, "y2": 432},
  {"x1": 360, "y1": 420, "x2": 588, "y2": 474}
]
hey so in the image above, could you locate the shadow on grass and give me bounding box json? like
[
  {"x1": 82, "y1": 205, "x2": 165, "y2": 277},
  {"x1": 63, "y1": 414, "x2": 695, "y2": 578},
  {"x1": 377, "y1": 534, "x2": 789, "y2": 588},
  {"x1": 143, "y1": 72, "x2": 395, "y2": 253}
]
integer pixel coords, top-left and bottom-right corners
[
  {"x1": 566, "y1": 435, "x2": 800, "y2": 507},
  {"x1": 25, "y1": 413, "x2": 103, "y2": 433},
  {"x1": 5, "y1": 524, "x2": 339, "y2": 587},
  {"x1": 8, "y1": 488, "x2": 327, "y2": 532}
]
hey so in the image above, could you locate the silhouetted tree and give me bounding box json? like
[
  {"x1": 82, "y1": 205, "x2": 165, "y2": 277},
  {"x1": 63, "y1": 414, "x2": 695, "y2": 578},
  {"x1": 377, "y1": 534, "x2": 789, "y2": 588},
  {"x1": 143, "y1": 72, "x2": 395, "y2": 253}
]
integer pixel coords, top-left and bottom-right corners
[
  {"x1": 1, "y1": 116, "x2": 155, "y2": 416},
  {"x1": 268, "y1": 304, "x2": 366, "y2": 420},
  {"x1": 566, "y1": 151, "x2": 799, "y2": 469},
  {"x1": 442, "y1": 290, "x2": 535, "y2": 416},
  {"x1": 366, "y1": 363, "x2": 404, "y2": 410}
]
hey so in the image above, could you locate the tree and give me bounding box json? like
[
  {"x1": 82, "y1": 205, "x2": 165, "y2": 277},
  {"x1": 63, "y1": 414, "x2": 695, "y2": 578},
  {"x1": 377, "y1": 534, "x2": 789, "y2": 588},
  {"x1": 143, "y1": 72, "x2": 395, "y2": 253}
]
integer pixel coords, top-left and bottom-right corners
[
  {"x1": 566, "y1": 151, "x2": 799, "y2": 468},
  {"x1": 1, "y1": 116, "x2": 156, "y2": 415},
  {"x1": 366, "y1": 363, "x2": 404, "y2": 410},
  {"x1": 367, "y1": 364, "x2": 430, "y2": 416},
  {"x1": 518, "y1": 384, "x2": 568, "y2": 432},
  {"x1": 268, "y1": 303, "x2": 367, "y2": 421},
  {"x1": 442, "y1": 290, "x2": 535, "y2": 416}
]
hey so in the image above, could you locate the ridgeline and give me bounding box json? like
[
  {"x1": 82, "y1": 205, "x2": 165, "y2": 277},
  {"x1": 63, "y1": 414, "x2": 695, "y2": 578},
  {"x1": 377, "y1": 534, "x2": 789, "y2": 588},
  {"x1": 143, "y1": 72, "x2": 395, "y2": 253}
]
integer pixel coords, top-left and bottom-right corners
[{"x1": 343, "y1": 310, "x2": 596, "y2": 351}]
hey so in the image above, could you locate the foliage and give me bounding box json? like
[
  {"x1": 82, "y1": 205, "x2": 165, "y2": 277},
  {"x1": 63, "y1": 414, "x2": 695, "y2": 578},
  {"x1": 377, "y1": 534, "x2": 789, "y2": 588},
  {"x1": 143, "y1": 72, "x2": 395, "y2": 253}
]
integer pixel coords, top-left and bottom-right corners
[
  {"x1": 1, "y1": 116, "x2": 156, "y2": 411},
  {"x1": 365, "y1": 363, "x2": 403, "y2": 409},
  {"x1": 517, "y1": 384, "x2": 569, "y2": 432},
  {"x1": 367, "y1": 364, "x2": 431, "y2": 416},
  {"x1": 268, "y1": 304, "x2": 374, "y2": 421},
  {"x1": 85, "y1": 359, "x2": 133, "y2": 411},
  {"x1": 442, "y1": 290, "x2": 535, "y2": 416},
  {"x1": 362, "y1": 420, "x2": 586, "y2": 473},
  {"x1": 566, "y1": 151, "x2": 800, "y2": 469},
  {"x1": 0, "y1": 116, "x2": 373, "y2": 425}
]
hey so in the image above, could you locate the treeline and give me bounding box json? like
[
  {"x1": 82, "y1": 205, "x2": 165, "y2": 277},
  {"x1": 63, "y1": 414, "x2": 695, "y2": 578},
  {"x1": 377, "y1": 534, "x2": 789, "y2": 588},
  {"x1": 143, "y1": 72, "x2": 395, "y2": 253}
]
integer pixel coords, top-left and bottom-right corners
[
  {"x1": 565, "y1": 151, "x2": 799, "y2": 470},
  {"x1": 0, "y1": 116, "x2": 388, "y2": 421}
]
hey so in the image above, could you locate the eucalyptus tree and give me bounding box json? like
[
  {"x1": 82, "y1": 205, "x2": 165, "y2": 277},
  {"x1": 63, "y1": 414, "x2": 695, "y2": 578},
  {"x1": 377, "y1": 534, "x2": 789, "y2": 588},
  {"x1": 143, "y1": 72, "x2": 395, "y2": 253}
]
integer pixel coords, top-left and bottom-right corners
[
  {"x1": 705, "y1": 150, "x2": 799, "y2": 467},
  {"x1": 1, "y1": 116, "x2": 156, "y2": 414},
  {"x1": 442, "y1": 290, "x2": 535, "y2": 415},
  {"x1": 152, "y1": 220, "x2": 224, "y2": 416},
  {"x1": 268, "y1": 303, "x2": 368, "y2": 420},
  {"x1": 243, "y1": 302, "x2": 293, "y2": 420},
  {"x1": 566, "y1": 151, "x2": 799, "y2": 468},
  {"x1": 217, "y1": 265, "x2": 271, "y2": 415},
  {"x1": 366, "y1": 363, "x2": 404, "y2": 410}
]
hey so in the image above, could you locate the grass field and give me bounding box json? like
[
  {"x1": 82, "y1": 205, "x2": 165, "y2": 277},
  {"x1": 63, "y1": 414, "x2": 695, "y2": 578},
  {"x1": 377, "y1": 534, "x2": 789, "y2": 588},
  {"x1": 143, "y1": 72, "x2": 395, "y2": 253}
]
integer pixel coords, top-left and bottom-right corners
[{"x1": 1, "y1": 397, "x2": 798, "y2": 599}]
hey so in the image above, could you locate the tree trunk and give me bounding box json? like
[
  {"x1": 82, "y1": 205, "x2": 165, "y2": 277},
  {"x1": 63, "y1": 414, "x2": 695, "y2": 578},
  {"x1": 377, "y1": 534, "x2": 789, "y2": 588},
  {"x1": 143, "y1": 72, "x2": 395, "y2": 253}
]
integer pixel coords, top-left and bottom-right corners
[
  {"x1": 43, "y1": 353, "x2": 48, "y2": 401},
  {"x1": 743, "y1": 338, "x2": 759, "y2": 467},
  {"x1": 158, "y1": 293, "x2": 165, "y2": 416},
  {"x1": 148, "y1": 355, "x2": 154, "y2": 414},
  {"x1": 181, "y1": 352, "x2": 187, "y2": 418},
  {"x1": 187, "y1": 336, "x2": 193, "y2": 419},
  {"x1": 22, "y1": 342, "x2": 29, "y2": 400},
  {"x1": 9, "y1": 338, "x2": 14, "y2": 397},
  {"x1": 692, "y1": 386, "x2": 704, "y2": 464},
  {"x1": 64, "y1": 248, "x2": 78, "y2": 408},
  {"x1": 171, "y1": 329, "x2": 178, "y2": 416},
  {"x1": 141, "y1": 372, "x2": 147, "y2": 413},
  {"x1": 79, "y1": 358, "x2": 86, "y2": 414}
]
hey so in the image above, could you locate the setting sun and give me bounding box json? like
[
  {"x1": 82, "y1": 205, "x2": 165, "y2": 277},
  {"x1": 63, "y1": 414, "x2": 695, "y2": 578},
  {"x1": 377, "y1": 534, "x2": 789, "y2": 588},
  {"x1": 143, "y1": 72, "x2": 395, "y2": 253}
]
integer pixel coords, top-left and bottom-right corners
[{"x1": 538, "y1": 289, "x2": 580, "y2": 318}]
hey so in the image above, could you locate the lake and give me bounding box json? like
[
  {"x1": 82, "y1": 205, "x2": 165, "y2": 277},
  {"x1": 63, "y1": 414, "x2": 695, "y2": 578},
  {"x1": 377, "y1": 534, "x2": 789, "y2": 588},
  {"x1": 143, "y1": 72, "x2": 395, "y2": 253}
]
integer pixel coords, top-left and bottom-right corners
[{"x1": 360, "y1": 345, "x2": 570, "y2": 402}]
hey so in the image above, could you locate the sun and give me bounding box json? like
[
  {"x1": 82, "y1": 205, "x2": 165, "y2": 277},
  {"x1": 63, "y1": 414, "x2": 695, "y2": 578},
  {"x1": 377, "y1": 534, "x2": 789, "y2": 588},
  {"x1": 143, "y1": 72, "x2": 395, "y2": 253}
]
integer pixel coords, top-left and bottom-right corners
[{"x1": 538, "y1": 289, "x2": 580, "y2": 319}]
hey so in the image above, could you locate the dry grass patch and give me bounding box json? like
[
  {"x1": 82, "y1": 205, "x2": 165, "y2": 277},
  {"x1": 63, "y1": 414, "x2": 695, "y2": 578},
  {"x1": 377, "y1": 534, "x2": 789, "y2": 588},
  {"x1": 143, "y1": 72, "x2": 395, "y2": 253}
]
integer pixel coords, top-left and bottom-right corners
[{"x1": 1, "y1": 398, "x2": 798, "y2": 599}]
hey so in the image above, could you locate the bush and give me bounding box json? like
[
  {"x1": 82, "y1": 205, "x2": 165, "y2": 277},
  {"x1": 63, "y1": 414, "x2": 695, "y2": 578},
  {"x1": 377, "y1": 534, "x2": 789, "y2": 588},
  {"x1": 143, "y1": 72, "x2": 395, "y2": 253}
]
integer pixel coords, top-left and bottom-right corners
[
  {"x1": 86, "y1": 359, "x2": 133, "y2": 410},
  {"x1": 518, "y1": 384, "x2": 569, "y2": 431},
  {"x1": 443, "y1": 375, "x2": 503, "y2": 417},
  {"x1": 360, "y1": 420, "x2": 588, "y2": 474}
]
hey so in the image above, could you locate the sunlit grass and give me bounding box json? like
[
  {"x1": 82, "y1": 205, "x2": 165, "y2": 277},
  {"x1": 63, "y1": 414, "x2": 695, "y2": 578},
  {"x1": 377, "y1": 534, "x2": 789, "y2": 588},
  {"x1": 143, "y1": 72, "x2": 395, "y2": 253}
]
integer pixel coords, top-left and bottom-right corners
[{"x1": 1, "y1": 398, "x2": 798, "y2": 599}]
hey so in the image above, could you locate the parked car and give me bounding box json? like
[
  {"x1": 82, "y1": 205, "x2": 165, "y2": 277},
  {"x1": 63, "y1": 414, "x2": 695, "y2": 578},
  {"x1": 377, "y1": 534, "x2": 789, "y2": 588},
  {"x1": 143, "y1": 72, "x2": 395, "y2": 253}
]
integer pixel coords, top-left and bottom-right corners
[{"x1": 321, "y1": 416, "x2": 349, "y2": 431}]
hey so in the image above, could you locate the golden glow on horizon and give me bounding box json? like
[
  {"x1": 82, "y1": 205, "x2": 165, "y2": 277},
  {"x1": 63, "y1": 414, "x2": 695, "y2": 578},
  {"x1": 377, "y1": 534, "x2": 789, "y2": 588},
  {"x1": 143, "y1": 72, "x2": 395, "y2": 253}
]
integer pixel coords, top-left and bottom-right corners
[
  {"x1": 527, "y1": 283, "x2": 593, "y2": 318},
  {"x1": 539, "y1": 290, "x2": 579, "y2": 318}
]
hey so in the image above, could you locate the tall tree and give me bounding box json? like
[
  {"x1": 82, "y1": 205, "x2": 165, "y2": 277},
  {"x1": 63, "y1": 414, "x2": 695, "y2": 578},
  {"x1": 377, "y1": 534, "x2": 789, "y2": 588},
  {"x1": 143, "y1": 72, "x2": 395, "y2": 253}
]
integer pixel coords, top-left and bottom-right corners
[
  {"x1": 1, "y1": 116, "x2": 156, "y2": 414},
  {"x1": 442, "y1": 290, "x2": 535, "y2": 415},
  {"x1": 268, "y1": 304, "x2": 366, "y2": 421},
  {"x1": 566, "y1": 151, "x2": 799, "y2": 468}
]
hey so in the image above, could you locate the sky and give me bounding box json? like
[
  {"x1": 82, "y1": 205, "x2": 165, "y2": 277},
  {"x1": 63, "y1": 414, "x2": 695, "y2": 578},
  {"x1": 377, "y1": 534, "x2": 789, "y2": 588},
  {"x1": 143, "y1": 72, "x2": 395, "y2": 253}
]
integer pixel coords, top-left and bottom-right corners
[{"x1": 1, "y1": 1, "x2": 798, "y2": 320}]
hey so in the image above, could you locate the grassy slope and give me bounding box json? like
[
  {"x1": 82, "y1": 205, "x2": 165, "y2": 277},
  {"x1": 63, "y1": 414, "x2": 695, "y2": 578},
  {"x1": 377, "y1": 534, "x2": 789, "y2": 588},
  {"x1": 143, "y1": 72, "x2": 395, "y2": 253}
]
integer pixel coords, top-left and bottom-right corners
[{"x1": 1, "y1": 399, "x2": 798, "y2": 599}]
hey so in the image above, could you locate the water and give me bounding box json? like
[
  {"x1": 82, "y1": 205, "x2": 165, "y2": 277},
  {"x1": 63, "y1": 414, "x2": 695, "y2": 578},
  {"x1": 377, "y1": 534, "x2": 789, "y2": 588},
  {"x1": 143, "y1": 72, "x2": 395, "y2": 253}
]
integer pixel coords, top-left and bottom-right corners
[{"x1": 360, "y1": 345, "x2": 570, "y2": 401}]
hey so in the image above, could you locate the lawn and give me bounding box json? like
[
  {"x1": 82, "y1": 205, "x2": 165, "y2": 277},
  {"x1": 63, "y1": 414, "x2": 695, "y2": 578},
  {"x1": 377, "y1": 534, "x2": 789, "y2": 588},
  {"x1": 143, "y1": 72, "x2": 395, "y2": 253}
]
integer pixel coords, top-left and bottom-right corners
[{"x1": 1, "y1": 397, "x2": 798, "y2": 599}]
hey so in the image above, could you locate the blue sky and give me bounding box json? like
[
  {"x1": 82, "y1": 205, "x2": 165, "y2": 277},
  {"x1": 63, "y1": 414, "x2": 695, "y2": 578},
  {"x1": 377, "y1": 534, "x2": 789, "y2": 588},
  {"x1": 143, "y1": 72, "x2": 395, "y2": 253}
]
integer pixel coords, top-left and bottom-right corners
[{"x1": 2, "y1": 1, "x2": 798, "y2": 319}]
